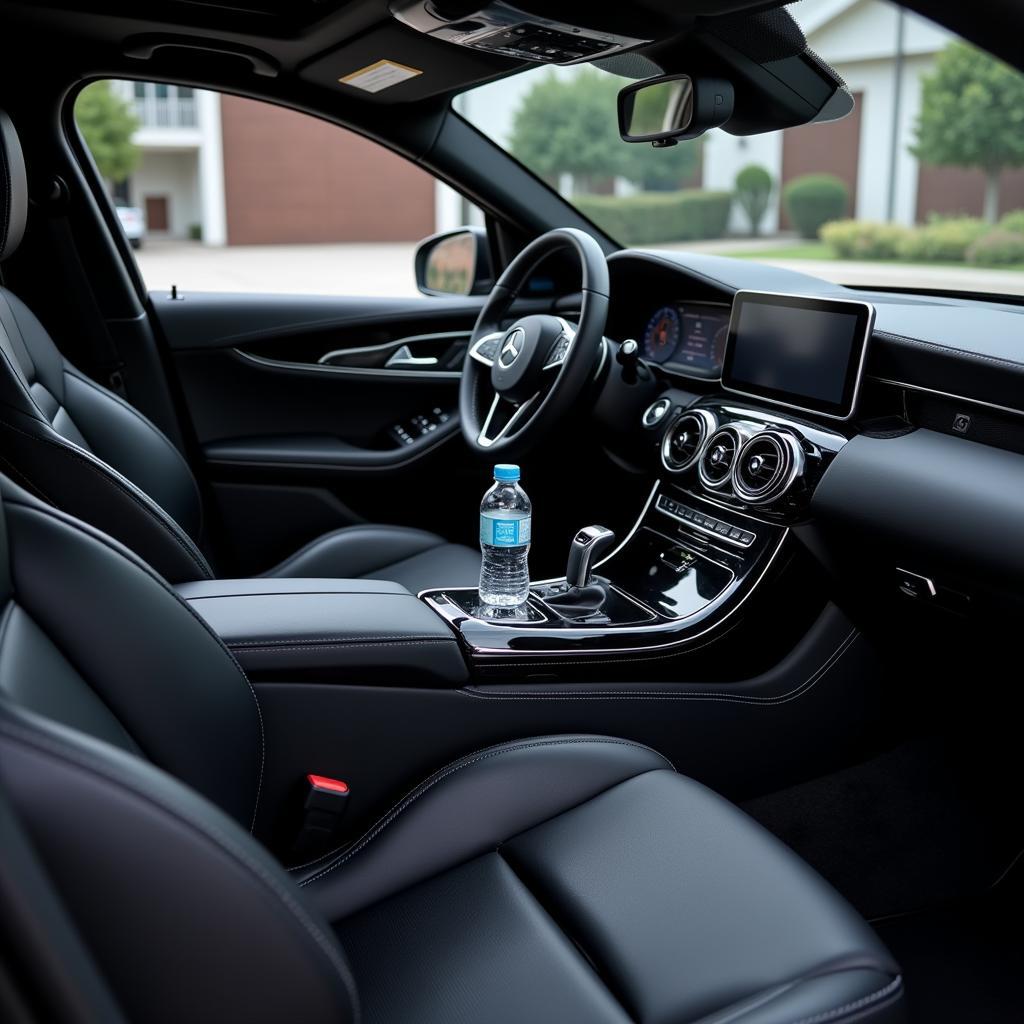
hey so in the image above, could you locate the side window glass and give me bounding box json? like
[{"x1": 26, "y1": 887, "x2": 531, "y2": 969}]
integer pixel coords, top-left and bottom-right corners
[{"x1": 75, "y1": 81, "x2": 483, "y2": 296}]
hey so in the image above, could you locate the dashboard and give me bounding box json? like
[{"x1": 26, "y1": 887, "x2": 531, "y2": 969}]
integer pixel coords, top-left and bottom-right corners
[
  {"x1": 641, "y1": 302, "x2": 729, "y2": 379},
  {"x1": 598, "y1": 248, "x2": 1024, "y2": 632}
]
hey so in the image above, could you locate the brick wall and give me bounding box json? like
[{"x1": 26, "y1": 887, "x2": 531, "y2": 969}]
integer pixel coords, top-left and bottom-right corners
[{"x1": 220, "y1": 95, "x2": 435, "y2": 244}]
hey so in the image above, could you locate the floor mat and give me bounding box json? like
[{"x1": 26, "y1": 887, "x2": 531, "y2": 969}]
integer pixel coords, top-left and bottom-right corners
[
  {"x1": 874, "y1": 867, "x2": 1024, "y2": 1023},
  {"x1": 741, "y1": 737, "x2": 1024, "y2": 920}
]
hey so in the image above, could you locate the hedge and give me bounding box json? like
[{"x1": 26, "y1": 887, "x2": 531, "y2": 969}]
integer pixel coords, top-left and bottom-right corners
[
  {"x1": 782, "y1": 174, "x2": 849, "y2": 239},
  {"x1": 576, "y1": 189, "x2": 733, "y2": 245},
  {"x1": 819, "y1": 220, "x2": 910, "y2": 260},
  {"x1": 966, "y1": 229, "x2": 1024, "y2": 266},
  {"x1": 897, "y1": 217, "x2": 988, "y2": 262},
  {"x1": 998, "y1": 209, "x2": 1024, "y2": 235}
]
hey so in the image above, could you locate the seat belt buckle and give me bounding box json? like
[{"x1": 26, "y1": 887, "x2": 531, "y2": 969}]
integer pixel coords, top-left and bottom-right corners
[{"x1": 292, "y1": 774, "x2": 351, "y2": 860}]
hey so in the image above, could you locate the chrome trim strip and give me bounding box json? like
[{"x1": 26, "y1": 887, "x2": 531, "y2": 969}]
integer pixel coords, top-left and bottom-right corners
[
  {"x1": 318, "y1": 330, "x2": 470, "y2": 366},
  {"x1": 234, "y1": 347, "x2": 462, "y2": 381}
]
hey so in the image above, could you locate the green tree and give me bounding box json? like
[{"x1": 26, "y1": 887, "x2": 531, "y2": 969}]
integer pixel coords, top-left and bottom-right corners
[
  {"x1": 509, "y1": 69, "x2": 699, "y2": 194},
  {"x1": 912, "y1": 42, "x2": 1024, "y2": 223},
  {"x1": 734, "y1": 164, "x2": 773, "y2": 235},
  {"x1": 75, "y1": 81, "x2": 140, "y2": 185}
]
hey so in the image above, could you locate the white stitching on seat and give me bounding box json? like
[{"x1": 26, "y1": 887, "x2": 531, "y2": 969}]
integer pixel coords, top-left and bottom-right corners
[
  {"x1": 297, "y1": 736, "x2": 675, "y2": 885},
  {"x1": 789, "y1": 976, "x2": 902, "y2": 1024}
]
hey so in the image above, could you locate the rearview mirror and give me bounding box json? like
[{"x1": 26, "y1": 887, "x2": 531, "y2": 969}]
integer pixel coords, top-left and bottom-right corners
[
  {"x1": 618, "y1": 74, "x2": 734, "y2": 146},
  {"x1": 415, "y1": 227, "x2": 493, "y2": 297}
]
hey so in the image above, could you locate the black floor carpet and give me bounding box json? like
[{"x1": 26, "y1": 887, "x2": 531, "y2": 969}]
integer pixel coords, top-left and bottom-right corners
[
  {"x1": 741, "y1": 737, "x2": 1024, "y2": 1022},
  {"x1": 874, "y1": 876, "x2": 1024, "y2": 1023}
]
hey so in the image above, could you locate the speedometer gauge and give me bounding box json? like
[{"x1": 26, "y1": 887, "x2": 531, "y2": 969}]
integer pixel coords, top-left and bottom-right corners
[{"x1": 643, "y1": 306, "x2": 681, "y2": 363}]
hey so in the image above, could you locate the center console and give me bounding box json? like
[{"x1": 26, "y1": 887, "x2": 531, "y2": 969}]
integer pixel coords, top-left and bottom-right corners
[{"x1": 422, "y1": 395, "x2": 849, "y2": 664}]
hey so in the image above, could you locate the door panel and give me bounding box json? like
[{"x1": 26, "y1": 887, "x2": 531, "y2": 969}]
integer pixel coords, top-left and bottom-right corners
[{"x1": 152, "y1": 290, "x2": 550, "y2": 575}]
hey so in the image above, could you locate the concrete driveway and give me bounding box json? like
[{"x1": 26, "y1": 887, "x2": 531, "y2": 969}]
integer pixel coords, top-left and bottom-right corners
[
  {"x1": 137, "y1": 239, "x2": 1024, "y2": 300},
  {"x1": 136, "y1": 240, "x2": 422, "y2": 298}
]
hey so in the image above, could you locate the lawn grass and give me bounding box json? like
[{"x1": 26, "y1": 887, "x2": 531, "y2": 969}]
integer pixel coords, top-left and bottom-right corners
[{"x1": 723, "y1": 242, "x2": 835, "y2": 260}]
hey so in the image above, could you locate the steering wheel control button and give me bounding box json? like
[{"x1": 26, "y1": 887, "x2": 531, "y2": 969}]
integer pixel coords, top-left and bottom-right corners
[
  {"x1": 896, "y1": 568, "x2": 937, "y2": 599},
  {"x1": 642, "y1": 398, "x2": 671, "y2": 428}
]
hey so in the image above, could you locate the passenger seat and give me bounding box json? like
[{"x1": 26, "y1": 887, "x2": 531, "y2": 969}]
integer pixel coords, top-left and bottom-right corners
[{"x1": 0, "y1": 473, "x2": 905, "y2": 1022}]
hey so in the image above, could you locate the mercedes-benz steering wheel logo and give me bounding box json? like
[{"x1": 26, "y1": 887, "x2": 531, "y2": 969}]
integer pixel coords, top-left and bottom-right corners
[{"x1": 498, "y1": 328, "x2": 525, "y2": 369}]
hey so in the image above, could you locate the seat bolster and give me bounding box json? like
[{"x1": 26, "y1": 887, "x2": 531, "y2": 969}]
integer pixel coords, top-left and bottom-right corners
[
  {"x1": 300, "y1": 735, "x2": 673, "y2": 920},
  {"x1": 0, "y1": 706, "x2": 358, "y2": 1024},
  {"x1": 263, "y1": 524, "x2": 453, "y2": 579}
]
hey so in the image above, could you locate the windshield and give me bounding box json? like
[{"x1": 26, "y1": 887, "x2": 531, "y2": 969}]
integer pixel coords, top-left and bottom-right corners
[{"x1": 457, "y1": 2, "x2": 1024, "y2": 298}]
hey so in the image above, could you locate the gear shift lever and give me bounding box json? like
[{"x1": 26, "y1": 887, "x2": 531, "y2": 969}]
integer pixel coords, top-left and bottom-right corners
[{"x1": 566, "y1": 526, "x2": 616, "y2": 589}]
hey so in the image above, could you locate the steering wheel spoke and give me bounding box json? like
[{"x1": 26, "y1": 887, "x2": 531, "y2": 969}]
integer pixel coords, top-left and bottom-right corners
[
  {"x1": 459, "y1": 227, "x2": 609, "y2": 455},
  {"x1": 468, "y1": 331, "x2": 503, "y2": 368},
  {"x1": 478, "y1": 392, "x2": 540, "y2": 449},
  {"x1": 541, "y1": 317, "x2": 577, "y2": 371}
]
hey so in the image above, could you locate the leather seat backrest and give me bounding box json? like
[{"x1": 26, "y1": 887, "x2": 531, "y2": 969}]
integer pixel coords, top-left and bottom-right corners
[
  {"x1": 0, "y1": 475, "x2": 260, "y2": 828},
  {"x1": 0, "y1": 704, "x2": 358, "y2": 1024},
  {"x1": 0, "y1": 109, "x2": 212, "y2": 584}
]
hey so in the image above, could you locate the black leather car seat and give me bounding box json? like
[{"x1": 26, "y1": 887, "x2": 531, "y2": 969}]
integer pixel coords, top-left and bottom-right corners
[
  {"x1": 0, "y1": 109, "x2": 479, "y2": 589},
  {"x1": 0, "y1": 473, "x2": 903, "y2": 1022}
]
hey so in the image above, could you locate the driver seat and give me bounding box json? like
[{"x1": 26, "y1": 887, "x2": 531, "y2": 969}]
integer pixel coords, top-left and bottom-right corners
[{"x1": 0, "y1": 111, "x2": 479, "y2": 589}]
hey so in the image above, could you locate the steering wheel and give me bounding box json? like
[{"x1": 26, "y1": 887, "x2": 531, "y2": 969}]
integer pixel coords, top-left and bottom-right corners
[{"x1": 460, "y1": 227, "x2": 609, "y2": 455}]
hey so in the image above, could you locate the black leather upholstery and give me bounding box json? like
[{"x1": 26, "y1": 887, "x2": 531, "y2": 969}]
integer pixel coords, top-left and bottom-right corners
[
  {"x1": 177, "y1": 576, "x2": 468, "y2": 683},
  {"x1": 0, "y1": 109, "x2": 478, "y2": 588},
  {"x1": 0, "y1": 112, "x2": 26, "y2": 263},
  {"x1": 261, "y1": 523, "x2": 481, "y2": 592},
  {"x1": 0, "y1": 473, "x2": 903, "y2": 1024}
]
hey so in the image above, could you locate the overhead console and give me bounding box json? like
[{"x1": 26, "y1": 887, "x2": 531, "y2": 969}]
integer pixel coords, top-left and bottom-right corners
[{"x1": 391, "y1": 1, "x2": 650, "y2": 64}]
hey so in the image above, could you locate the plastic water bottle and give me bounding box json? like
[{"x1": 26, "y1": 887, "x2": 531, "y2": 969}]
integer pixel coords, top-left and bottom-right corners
[{"x1": 478, "y1": 464, "x2": 532, "y2": 607}]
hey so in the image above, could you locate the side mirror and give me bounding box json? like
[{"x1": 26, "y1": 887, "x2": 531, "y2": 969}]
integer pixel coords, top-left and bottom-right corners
[
  {"x1": 618, "y1": 74, "x2": 734, "y2": 146},
  {"x1": 414, "y1": 227, "x2": 493, "y2": 297}
]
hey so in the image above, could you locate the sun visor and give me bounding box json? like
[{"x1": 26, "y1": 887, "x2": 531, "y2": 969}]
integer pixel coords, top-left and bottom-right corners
[{"x1": 299, "y1": 22, "x2": 524, "y2": 103}]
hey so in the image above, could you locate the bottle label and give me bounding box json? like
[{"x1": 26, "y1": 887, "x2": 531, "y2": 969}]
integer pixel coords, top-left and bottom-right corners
[{"x1": 480, "y1": 513, "x2": 531, "y2": 547}]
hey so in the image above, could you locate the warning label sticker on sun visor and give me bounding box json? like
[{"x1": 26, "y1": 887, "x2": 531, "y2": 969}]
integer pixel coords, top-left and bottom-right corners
[{"x1": 339, "y1": 60, "x2": 423, "y2": 94}]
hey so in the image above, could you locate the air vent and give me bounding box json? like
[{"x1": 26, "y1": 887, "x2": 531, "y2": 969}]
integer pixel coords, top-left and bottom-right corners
[
  {"x1": 734, "y1": 430, "x2": 806, "y2": 505},
  {"x1": 698, "y1": 425, "x2": 747, "y2": 490},
  {"x1": 660, "y1": 410, "x2": 717, "y2": 473}
]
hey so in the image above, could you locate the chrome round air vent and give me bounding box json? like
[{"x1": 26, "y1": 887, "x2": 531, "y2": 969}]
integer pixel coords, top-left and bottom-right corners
[
  {"x1": 697, "y1": 425, "x2": 748, "y2": 490},
  {"x1": 660, "y1": 409, "x2": 717, "y2": 473},
  {"x1": 733, "y1": 430, "x2": 806, "y2": 505}
]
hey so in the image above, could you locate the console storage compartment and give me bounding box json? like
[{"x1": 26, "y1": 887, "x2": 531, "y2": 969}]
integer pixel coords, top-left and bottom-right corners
[{"x1": 176, "y1": 578, "x2": 467, "y2": 685}]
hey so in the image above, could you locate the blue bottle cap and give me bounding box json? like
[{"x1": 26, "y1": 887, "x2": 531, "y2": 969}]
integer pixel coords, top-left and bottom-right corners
[{"x1": 493, "y1": 464, "x2": 520, "y2": 482}]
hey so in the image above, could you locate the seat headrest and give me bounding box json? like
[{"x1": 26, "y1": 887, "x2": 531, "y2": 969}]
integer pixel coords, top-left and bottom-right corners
[{"x1": 0, "y1": 111, "x2": 28, "y2": 262}]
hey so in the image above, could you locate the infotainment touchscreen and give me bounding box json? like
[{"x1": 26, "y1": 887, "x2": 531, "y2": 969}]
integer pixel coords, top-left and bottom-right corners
[{"x1": 721, "y1": 291, "x2": 875, "y2": 420}]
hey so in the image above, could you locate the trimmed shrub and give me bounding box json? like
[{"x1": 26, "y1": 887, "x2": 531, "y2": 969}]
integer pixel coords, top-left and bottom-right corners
[
  {"x1": 734, "y1": 164, "x2": 774, "y2": 236},
  {"x1": 966, "y1": 229, "x2": 1024, "y2": 266},
  {"x1": 576, "y1": 190, "x2": 733, "y2": 245},
  {"x1": 898, "y1": 217, "x2": 987, "y2": 261},
  {"x1": 782, "y1": 174, "x2": 849, "y2": 239},
  {"x1": 997, "y1": 209, "x2": 1024, "y2": 235},
  {"x1": 819, "y1": 220, "x2": 911, "y2": 260}
]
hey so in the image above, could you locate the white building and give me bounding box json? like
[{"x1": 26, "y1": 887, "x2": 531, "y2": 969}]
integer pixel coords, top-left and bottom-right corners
[
  {"x1": 111, "y1": 81, "x2": 226, "y2": 245},
  {"x1": 704, "y1": 0, "x2": 954, "y2": 233}
]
